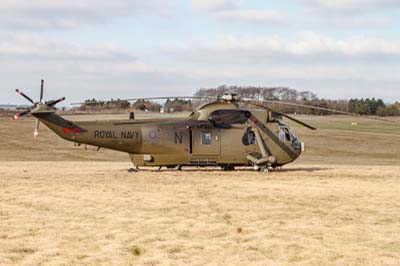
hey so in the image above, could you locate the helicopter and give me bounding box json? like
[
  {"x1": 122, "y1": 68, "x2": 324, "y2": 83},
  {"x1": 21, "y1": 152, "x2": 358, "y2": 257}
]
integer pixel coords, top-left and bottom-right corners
[{"x1": 12, "y1": 80, "x2": 381, "y2": 172}]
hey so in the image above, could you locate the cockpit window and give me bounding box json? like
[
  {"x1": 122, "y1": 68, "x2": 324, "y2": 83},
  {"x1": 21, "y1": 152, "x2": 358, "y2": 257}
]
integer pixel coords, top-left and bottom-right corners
[
  {"x1": 290, "y1": 128, "x2": 301, "y2": 150},
  {"x1": 278, "y1": 121, "x2": 301, "y2": 150},
  {"x1": 289, "y1": 128, "x2": 299, "y2": 142},
  {"x1": 279, "y1": 127, "x2": 291, "y2": 142},
  {"x1": 278, "y1": 121, "x2": 299, "y2": 140},
  {"x1": 277, "y1": 121, "x2": 288, "y2": 127}
]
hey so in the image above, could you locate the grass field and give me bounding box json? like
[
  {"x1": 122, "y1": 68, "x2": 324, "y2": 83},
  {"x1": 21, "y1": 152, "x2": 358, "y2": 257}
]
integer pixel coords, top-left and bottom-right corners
[{"x1": 1, "y1": 114, "x2": 400, "y2": 265}]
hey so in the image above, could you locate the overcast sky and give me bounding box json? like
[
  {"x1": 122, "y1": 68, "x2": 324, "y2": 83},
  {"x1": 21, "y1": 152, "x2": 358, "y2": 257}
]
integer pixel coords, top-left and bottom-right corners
[{"x1": 1, "y1": 0, "x2": 399, "y2": 105}]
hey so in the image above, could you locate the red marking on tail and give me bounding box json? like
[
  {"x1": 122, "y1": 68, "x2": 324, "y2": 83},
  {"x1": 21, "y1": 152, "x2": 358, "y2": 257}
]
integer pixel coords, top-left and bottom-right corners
[{"x1": 63, "y1": 128, "x2": 83, "y2": 133}]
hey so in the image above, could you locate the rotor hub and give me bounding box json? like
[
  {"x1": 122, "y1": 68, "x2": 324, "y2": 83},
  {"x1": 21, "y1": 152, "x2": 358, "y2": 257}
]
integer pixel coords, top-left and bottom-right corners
[{"x1": 221, "y1": 92, "x2": 239, "y2": 102}]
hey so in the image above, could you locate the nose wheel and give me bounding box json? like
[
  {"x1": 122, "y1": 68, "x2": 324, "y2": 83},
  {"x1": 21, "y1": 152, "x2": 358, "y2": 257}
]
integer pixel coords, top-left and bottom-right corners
[
  {"x1": 259, "y1": 166, "x2": 269, "y2": 173},
  {"x1": 253, "y1": 165, "x2": 269, "y2": 173}
]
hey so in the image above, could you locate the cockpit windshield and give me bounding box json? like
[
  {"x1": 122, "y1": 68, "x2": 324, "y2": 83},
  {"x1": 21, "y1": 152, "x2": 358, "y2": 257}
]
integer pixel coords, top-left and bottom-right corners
[
  {"x1": 278, "y1": 121, "x2": 301, "y2": 150},
  {"x1": 279, "y1": 126, "x2": 292, "y2": 142}
]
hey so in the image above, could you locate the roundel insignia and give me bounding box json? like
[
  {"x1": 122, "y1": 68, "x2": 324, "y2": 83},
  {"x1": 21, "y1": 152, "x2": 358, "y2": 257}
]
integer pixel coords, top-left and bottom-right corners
[{"x1": 148, "y1": 130, "x2": 158, "y2": 140}]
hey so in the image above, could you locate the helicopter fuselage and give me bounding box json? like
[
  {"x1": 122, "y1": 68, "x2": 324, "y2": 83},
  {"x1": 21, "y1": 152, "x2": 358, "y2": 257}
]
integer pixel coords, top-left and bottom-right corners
[{"x1": 33, "y1": 106, "x2": 303, "y2": 169}]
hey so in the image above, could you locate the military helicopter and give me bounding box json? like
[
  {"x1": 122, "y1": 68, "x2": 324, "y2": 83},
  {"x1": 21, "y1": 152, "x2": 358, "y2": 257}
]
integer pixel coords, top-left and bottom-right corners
[{"x1": 12, "y1": 80, "x2": 379, "y2": 172}]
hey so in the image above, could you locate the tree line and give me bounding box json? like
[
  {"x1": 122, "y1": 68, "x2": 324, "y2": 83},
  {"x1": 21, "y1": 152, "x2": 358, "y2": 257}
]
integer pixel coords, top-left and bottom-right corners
[
  {"x1": 79, "y1": 98, "x2": 131, "y2": 110},
  {"x1": 195, "y1": 85, "x2": 400, "y2": 116},
  {"x1": 78, "y1": 98, "x2": 193, "y2": 112}
]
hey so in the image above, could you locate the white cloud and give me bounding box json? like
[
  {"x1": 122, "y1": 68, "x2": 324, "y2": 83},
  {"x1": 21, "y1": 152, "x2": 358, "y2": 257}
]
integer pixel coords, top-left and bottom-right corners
[
  {"x1": 0, "y1": 0, "x2": 399, "y2": 103},
  {"x1": 213, "y1": 9, "x2": 289, "y2": 24},
  {"x1": 2, "y1": 32, "x2": 399, "y2": 103},
  {"x1": 305, "y1": 13, "x2": 391, "y2": 27},
  {"x1": 191, "y1": 0, "x2": 239, "y2": 11},
  {"x1": 302, "y1": 0, "x2": 400, "y2": 10},
  {"x1": 299, "y1": 0, "x2": 398, "y2": 28},
  {"x1": 192, "y1": 0, "x2": 289, "y2": 26},
  {"x1": 0, "y1": 0, "x2": 168, "y2": 30},
  {"x1": 175, "y1": 33, "x2": 400, "y2": 62},
  {"x1": 0, "y1": 35, "x2": 136, "y2": 61},
  {"x1": 0, "y1": 33, "x2": 201, "y2": 103},
  {"x1": 166, "y1": 63, "x2": 400, "y2": 101},
  {"x1": 0, "y1": 34, "x2": 153, "y2": 97},
  {"x1": 155, "y1": 33, "x2": 400, "y2": 101}
]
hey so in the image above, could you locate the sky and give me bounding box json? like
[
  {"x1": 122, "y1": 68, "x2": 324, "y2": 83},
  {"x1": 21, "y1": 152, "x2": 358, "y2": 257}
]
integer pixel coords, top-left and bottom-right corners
[{"x1": 1, "y1": 0, "x2": 399, "y2": 105}]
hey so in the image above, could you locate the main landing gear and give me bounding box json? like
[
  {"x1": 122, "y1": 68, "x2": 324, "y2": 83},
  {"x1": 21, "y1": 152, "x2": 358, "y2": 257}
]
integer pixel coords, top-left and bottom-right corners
[{"x1": 128, "y1": 168, "x2": 138, "y2": 173}]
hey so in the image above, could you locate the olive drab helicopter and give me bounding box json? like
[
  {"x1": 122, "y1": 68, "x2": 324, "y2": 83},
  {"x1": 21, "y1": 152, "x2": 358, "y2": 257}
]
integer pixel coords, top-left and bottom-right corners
[{"x1": 12, "y1": 80, "x2": 381, "y2": 172}]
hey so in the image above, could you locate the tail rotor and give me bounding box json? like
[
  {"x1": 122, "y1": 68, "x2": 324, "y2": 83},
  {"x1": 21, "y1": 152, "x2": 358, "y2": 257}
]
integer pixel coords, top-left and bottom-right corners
[
  {"x1": 34, "y1": 119, "x2": 40, "y2": 138},
  {"x1": 13, "y1": 80, "x2": 65, "y2": 138},
  {"x1": 12, "y1": 89, "x2": 34, "y2": 121},
  {"x1": 13, "y1": 110, "x2": 31, "y2": 120},
  {"x1": 40, "y1": 79, "x2": 44, "y2": 103}
]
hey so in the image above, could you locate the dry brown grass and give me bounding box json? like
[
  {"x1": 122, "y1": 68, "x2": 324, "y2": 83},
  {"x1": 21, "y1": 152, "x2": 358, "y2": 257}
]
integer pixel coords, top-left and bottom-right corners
[
  {"x1": 1, "y1": 115, "x2": 400, "y2": 265},
  {"x1": 0, "y1": 162, "x2": 399, "y2": 266}
]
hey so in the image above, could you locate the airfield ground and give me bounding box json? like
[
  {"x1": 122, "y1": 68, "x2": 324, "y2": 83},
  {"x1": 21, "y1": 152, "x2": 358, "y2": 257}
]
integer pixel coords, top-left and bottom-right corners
[{"x1": 0, "y1": 114, "x2": 400, "y2": 266}]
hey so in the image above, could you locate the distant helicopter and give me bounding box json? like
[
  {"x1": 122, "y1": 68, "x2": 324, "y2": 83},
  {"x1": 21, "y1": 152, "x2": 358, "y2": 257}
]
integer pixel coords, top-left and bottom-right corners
[{"x1": 12, "y1": 80, "x2": 382, "y2": 172}]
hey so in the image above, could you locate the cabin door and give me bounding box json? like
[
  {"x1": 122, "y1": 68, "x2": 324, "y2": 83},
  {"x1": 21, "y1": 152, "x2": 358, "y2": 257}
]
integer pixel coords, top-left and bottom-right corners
[{"x1": 191, "y1": 128, "x2": 221, "y2": 156}]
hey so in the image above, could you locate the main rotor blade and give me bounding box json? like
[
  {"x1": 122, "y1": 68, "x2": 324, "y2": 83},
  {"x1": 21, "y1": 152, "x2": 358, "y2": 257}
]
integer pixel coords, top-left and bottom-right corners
[
  {"x1": 46, "y1": 97, "x2": 66, "y2": 107},
  {"x1": 70, "y1": 96, "x2": 215, "y2": 106},
  {"x1": 124, "y1": 96, "x2": 216, "y2": 101},
  {"x1": 249, "y1": 102, "x2": 317, "y2": 130},
  {"x1": 13, "y1": 110, "x2": 31, "y2": 120},
  {"x1": 280, "y1": 113, "x2": 317, "y2": 130},
  {"x1": 40, "y1": 79, "x2": 44, "y2": 102},
  {"x1": 243, "y1": 98, "x2": 392, "y2": 123},
  {"x1": 16, "y1": 89, "x2": 35, "y2": 104}
]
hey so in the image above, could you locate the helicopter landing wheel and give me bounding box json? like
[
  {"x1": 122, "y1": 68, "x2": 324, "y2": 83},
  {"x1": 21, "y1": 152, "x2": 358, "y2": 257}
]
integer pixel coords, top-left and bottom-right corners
[
  {"x1": 128, "y1": 168, "x2": 138, "y2": 173},
  {"x1": 259, "y1": 166, "x2": 269, "y2": 173}
]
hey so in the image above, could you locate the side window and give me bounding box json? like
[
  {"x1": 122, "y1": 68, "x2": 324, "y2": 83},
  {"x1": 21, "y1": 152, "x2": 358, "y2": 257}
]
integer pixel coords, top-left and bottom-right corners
[
  {"x1": 242, "y1": 128, "x2": 256, "y2": 145},
  {"x1": 247, "y1": 131, "x2": 256, "y2": 145},
  {"x1": 201, "y1": 132, "x2": 212, "y2": 145}
]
